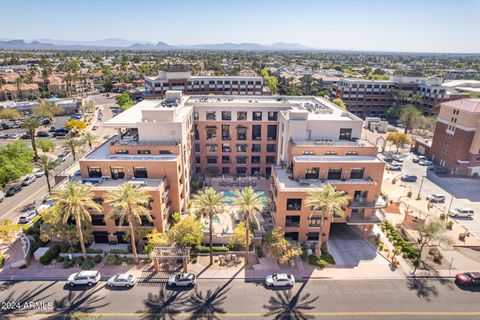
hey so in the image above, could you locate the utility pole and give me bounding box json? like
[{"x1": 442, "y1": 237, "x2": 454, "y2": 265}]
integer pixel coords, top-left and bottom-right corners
[
  {"x1": 416, "y1": 176, "x2": 425, "y2": 200},
  {"x1": 445, "y1": 196, "x2": 454, "y2": 215}
]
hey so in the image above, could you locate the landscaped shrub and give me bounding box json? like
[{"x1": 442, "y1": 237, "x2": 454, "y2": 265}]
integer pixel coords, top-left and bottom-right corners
[
  {"x1": 317, "y1": 259, "x2": 327, "y2": 268},
  {"x1": 81, "y1": 259, "x2": 95, "y2": 270},
  {"x1": 320, "y1": 252, "x2": 336, "y2": 265},
  {"x1": 194, "y1": 245, "x2": 229, "y2": 253},
  {"x1": 57, "y1": 256, "x2": 65, "y2": 263},
  {"x1": 106, "y1": 255, "x2": 118, "y2": 265},
  {"x1": 94, "y1": 254, "x2": 102, "y2": 264},
  {"x1": 39, "y1": 244, "x2": 62, "y2": 265},
  {"x1": 39, "y1": 255, "x2": 51, "y2": 265},
  {"x1": 74, "y1": 256, "x2": 84, "y2": 266},
  {"x1": 109, "y1": 249, "x2": 129, "y2": 254},
  {"x1": 62, "y1": 259, "x2": 74, "y2": 268},
  {"x1": 86, "y1": 248, "x2": 103, "y2": 254},
  {"x1": 381, "y1": 221, "x2": 420, "y2": 262}
]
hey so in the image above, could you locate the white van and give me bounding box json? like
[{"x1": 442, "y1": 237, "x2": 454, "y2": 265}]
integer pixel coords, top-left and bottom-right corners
[{"x1": 449, "y1": 208, "x2": 475, "y2": 219}]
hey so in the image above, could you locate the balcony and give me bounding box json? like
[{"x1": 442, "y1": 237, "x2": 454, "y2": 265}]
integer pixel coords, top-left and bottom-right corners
[
  {"x1": 162, "y1": 186, "x2": 170, "y2": 199},
  {"x1": 290, "y1": 138, "x2": 372, "y2": 147},
  {"x1": 347, "y1": 210, "x2": 386, "y2": 225},
  {"x1": 110, "y1": 135, "x2": 179, "y2": 146},
  {"x1": 349, "y1": 197, "x2": 388, "y2": 209},
  {"x1": 72, "y1": 176, "x2": 166, "y2": 190}
]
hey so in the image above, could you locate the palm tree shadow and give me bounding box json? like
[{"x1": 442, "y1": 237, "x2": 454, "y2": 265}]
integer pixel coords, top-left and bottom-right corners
[
  {"x1": 48, "y1": 285, "x2": 109, "y2": 317},
  {"x1": 1, "y1": 282, "x2": 56, "y2": 318},
  {"x1": 137, "y1": 286, "x2": 188, "y2": 320},
  {"x1": 263, "y1": 282, "x2": 319, "y2": 320},
  {"x1": 184, "y1": 285, "x2": 231, "y2": 320},
  {"x1": 408, "y1": 263, "x2": 454, "y2": 301}
]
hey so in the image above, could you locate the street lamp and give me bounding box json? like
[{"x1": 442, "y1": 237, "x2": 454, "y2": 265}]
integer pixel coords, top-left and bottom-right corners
[
  {"x1": 416, "y1": 176, "x2": 426, "y2": 200},
  {"x1": 444, "y1": 195, "x2": 455, "y2": 215}
]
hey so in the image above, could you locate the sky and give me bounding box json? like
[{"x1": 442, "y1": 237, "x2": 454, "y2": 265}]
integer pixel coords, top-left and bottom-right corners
[{"x1": 0, "y1": 0, "x2": 479, "y2": 53}]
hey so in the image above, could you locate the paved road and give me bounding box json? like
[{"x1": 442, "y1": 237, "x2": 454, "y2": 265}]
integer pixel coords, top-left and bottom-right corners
[
  {"x1": 0, "y1": 94, "x2": 116, "y2": 223},
  {"x1": 393, "y1": 153, "x2": 480, "y2": 238},
  {"x1": 0, "y1": 279, "x2": 479, "y2": 319}
]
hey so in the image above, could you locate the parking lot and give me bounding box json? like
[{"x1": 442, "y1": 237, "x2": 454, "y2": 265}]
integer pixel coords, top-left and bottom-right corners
[{"x1": 383, "y1": 152, "x2": 480, "y2": 238}]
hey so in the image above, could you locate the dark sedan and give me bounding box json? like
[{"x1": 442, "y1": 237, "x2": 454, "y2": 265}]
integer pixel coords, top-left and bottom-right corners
[
  {"x1": 400, "y1": 174, "x2": 417, "y2": 182},
  {"x1": 5, "y1": 184, "x2": 22, "y2": 196}
]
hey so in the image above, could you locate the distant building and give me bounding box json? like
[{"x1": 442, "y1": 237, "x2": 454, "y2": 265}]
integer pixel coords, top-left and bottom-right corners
[
  {"x1": 0, "y1": 83, "x2": 40, "y2": 101},
  {"x1": 444, "y1": 69, "x2": 479, "y2": 80},
  {"x1": 429, "y1": 98, "x2": 480, "y2": 176}
]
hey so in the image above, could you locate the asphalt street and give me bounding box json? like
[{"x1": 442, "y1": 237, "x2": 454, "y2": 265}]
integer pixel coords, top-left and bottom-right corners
[{"x1": 0, "y1": 278, "x2": 479, "y2": 319}]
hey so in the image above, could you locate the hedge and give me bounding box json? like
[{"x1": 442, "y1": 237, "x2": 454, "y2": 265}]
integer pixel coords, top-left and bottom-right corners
[
  {"x1": 195, "y1": 245, "x2": 229, "y2": 253},
  {"x1": 39, "y1": 244, "x2": 62, "y2": 265},
  {"x1": 382, "y1": 221, "x2": 420, "y2": 261},
  {"x1": 308, "y1": 254, "x2": 326, "y2": 268},
  {"x1": 109, "y1": 249, "x2": 129, "y2": 254},
  {"x1": 86, "y1": 248, "x2": 103, "y2": 254},
  {"x1": 320, "y1": 252, "x2": 336, "y2": 265}
]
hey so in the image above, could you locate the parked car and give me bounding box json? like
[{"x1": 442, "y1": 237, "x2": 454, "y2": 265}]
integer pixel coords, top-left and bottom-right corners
[
  {"x1": 107, "y1": 274, "x2": 136, "y2": 287},
  {"x1": 412, "y1": 155, "x2": 427, "y2": 163},
  {"x1": 37, "y1": 131, "x2": 50, "y2": 137},
  {"x1": 382, "y1": 154, "x2": 394, "y2": 163},
  {"x1": 392, "y1": 155, "x2": 404, "y2": 162},
  {"x1": 386, "y1": 163, "x2": 402, "y2": 171},
  {"x1": 18, "y1": 209, "x2": 37, "y2": 224},
  {"x1": 58, "y1": 154, "x2": 68, "y2": 162},
  {"x1": 426, "y1": 194, "x2": 446, "y2": 203},
  {"x1": 265, "y1": 273, "x2": 295, "y2": 287},
  {"x1": 419, "y1": 160, "x2": 433, "y2": 166},
  {"x1": 20, "y1": 133, "x2": 31, "y2": 140},
  {"x1": 434, "y1": 166, "x2": 448, "y2": 174},
  {"x1": 455, "y1": 272, "x2": 480, "y2": 287},
  {"x1": 33, "y1": 169, "x2": 45, "y2": 178},
  {"x1": 40, "y1": 118, "x2": 51, "y2": 125},
  {"x1": 449, "y1": 208, "x2": 475, "y2": 219},
  {"x1": 1, "y1": 123, "x2": 10, "y2": 130},
  {"x1": 400, "y1": 175, "x2": 417, "y2": 182},
  {"x1": 67, "y1": 271, "x2": 101, "y2": 286},
  {"x1": 53, "y1": 131, "x2": 67, "y2": 138},
  {"x1": 22, "y1": 175, "x2": 37, "y2": 186},
  {"x1": 49, "y1": 126, "x2": 57, "y2": 132},
  {"x1": 37, "y1": 199, "x2": 54, "y2": 212},
  {"x1": 8, "y1": 133, "x2": 20, "y2": 139},
  {"x1": 167, "y1": 273, "x2": 196, "y2": 287},
  {"x1": 5, "y1": 184, "x2": 22, "y2": 196}
]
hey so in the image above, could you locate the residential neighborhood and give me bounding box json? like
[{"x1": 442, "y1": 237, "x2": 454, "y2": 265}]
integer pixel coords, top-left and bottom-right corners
[{"x1": 1, "y1": 1, "x2": 480, "y2": 319}]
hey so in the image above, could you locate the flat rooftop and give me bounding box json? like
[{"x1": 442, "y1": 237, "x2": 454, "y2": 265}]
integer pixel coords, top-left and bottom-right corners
[
  {"x1": 293, "y1": 155, "x2": 382, "y2": 163},
  {"x1": 70, "y1": 175, "x2": 165, "y2": 190},
  {"x1": 441, "y1": 98, "x2": 480, "y2": 113}
]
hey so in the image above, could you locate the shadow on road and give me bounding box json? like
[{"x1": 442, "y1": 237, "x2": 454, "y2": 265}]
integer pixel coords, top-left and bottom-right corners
[
  {"x1": 1, "y1": 282, "x2": 56, "y2": 318},
  {"x1": 51, "y1": 284, "x2": 109, "y2": 317},
  {"x1": 138, "y1": 285, "x2": 188, "y2": 320}
]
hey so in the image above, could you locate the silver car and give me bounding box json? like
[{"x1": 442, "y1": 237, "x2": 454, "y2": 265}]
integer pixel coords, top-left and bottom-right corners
[
  {"x1": 449, "y1": 208, "x2": 475, "y2": 219},
  {"x1": 67, "y1": 271, "x2": 101, "y2": 286},
  {"x1": 107, "y1": 274, "x2": 136, "y2": 287},
  {"x1": 167, "y1": 273, "x2": 196, "y2": 287}
]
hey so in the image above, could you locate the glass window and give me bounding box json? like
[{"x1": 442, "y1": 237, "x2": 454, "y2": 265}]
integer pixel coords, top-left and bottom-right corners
[
  {"x1": 266, "y1": 156, "x2": 275, "y2": 164},
  {"x1": 137, "y1": 150, "x2": 151, "y2": 155},
  {"x1": 252, "y1": 125, "x2": 262, "y2": 140},
  {"x1": 110, "y1": 167, "x2": 125, "y2": 180},
  {"x1": 222, "y1": 167, "x2": 230, "y2": 175},
  {"x1": 206, "y1": 127, "x2": 217, "y2": 140},
  {"x1": 350, "y1": 168, "x2": 365, "y2": 179},
  {"x1": 222, "y1": 143, "x2": 231, "y2": 152},
  {"x1": 237, "y1": 111, "x2": 247, "y2": 121},
  {"x1": 206, "y1": 156, "x2": 217, "y2": 164},
  {"x1": 222, "y1": 111, "x2": 231, "y2": 121},
  {"x1": 268, "y1": 111, "x2": 278, "y2": 121},
  {"x1": 88, "y1": 167, "x2": 102, "y2": 178},
  {"x1": 195, "y1": 143, "x2": 200, "y2": 152},
  {"x1": 193, "y1": 111, "x2": 199, "y2": 120},
  {"x1": 285, "y1": 215, "x2": 300, "y2": 227},
  {"x1": 251, "y1": 144, "x2": 261, "y2": 152},
  {"x1": 206, "y1": 144, "x2": 218, "y2": 152},
  {"x1": 222, "y1": 125, "x2": 231, "y2": 140},
  {"x1": 133, "y1": 167, "x2": 148, "y2": 178},
  {"x1": 324, "y1": 151, "x2": 337, "y2": 155},
  {"x1": 236, "y1": 144, "x2": 247, "y2": 152},
  {"x1": 286, "y1": 198, "x2": 302, "y2": 211},
  {"x1": 195, "y1": 156, "x2": 201, "y2": 164},
  {"x1": 327, "y1": 168, "x2": 342, "y2": 180},
  {"x1": 251, "y1": 167, "x2": 261, "y2": 176},
  {"x1": 159, "y1": 150, "x2": 173, "y2": 154},
  {"x1": 346, "y1": 151, "x2": 359, "y2": 156},
  {"x1": 303, "y1": 150, "x2": 315, "y2": 155},
  {"x1": 309, "y1": 217, "x2": 321, "y2": 227},
  {"x1": 222, "y1": 156, "x2": 231, "y2": 164},
  {"x1": 237, "y1": 167, "x2": 246, "y2": 176},
  {"x1": 206, "y1": 112, "x2": 216, "y2": 121},
  {"x1": 267, "y1": 144, "x2": 277, "y2": 153},
  {"x1": 267, "y1": 125, "x2": 277, "y2": 140},
  {"x1": 91, "y1": 215, "x2": 106, "y2": 226},
  {"x1": 339, "y1": 128, "x2": 352, "y2": 140},
  {"x1": 253, "y1": 112, "x2": 262, "y2": 121},
  {"x1": 237, "y1": 156, "x2": 247, "y2": 164},
  {"x1": 237, "y1": 126, "x2": 247, "y2": 140},
  {"x1": 305, "y1": 168, "x2": 319, "y2": 179},
  {"x1": 115, "y1": 150, "x2": 129, "y2": 154},
  {"x1": 251, "y1": 156, "x2": 261, "y2": 164}
]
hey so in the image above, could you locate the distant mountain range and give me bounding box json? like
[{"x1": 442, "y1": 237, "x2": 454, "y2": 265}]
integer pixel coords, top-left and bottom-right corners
[{"x1": 0, "y1": 38, "x2": 311, "y2": 51}]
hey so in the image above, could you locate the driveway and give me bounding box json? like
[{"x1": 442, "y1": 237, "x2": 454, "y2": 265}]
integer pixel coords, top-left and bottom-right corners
[{"x1": 328, "y1": 224, "x2": 384, "y2": 267}]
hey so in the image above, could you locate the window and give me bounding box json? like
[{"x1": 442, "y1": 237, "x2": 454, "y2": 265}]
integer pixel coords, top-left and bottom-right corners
[
  {"x1": 324, "y1": 151, "x2": 337, "y2": 155},
  {"x1": 193, "y1": 111, "x2": 199, "y2": 120},
  {"x1": 133, "y1": 167, "x2": 148, "y2": 178},
  {"x1": 305, "y1": 168, "x2": 319, "y2": 179},
  {"x1": 141, "y1": 216, "x2": 154, "y2": 227},
  {"x1": 253, "y1": 112, "x2": 262, "y2": 121},
  {"x1": 339, "y1": 128, "x2": 352, "y2": 140},
  {"x1": 194, "y1": 125, "x2": 199, "y2": 140},
  {"x1": 206, "y1": 144, "x2": 218, "y2": 152},
  {"x1": 159, "y1": 150, "x2": 173, "y2": 154},
  {"x1": 267, "y1": 125, "x2": 277, "y2": 140},
  {"x1": 194, "y1": 143, "x2": 200, "y2": 152},
  {"x1": 237, "y1": 111, "x2": 247, "y2": 121},
  {"x1": 252, "y1": 125, "x2": 262, "y2": 140},
  {"x1": 267, "y1": 144, "x2": 276, "y2": 153},
  {"x1": 222, "y1": 111, "x2": 231, "y2": 121},
  {"x1": 237, "y1": 167, "x2": 246, "y2": 176},
  {"x1": 251, "y1": 167, "x2": 261, "y2": 176},
  {"x1": 346, "y1": 151, "x2": 359, "y2": 156},
  {"x1": 137, "y1": 150, "x2": 151, "y2": 155},
  {"x1": 286, "y1": 198, "x2": 302, "y2": 211},
  {"x1": 88, "y1": 167, "x2": 102, "y2": 178},
  {"x1": 206, "y1": 127, "x2": 217, "y2": 140},
  {"x1": 222, "y1": 156, "x2": 231, "y2": 164},
  {"x1": 237, "y1": 156, "x2": 247, "y2": 164},
  {"x1": 236, "y1": 144, "x2": 247, "y2": 152},
  {"x1": 91, "y1": 215, "x2": 106, "y2": 226},
  {"x1": 110, "y1": 167, "x2": 125, "y2": 180},
  {"x1": 309, "y1": 217, "x2": 321, "y2": 227},
  {"x1": 284, "y1": 232, "x2": 299, "y2": 241},
  {"x1": 195, "y1": 156, "x2": 201, "y2": 164},
  {"x1": 221, "y1": 124, "x2": 231, "y2": 140},
  {"x1": 206, "y1": 156, "x2": 217, "y2": 164},
  {"x1": 266, "y1": 156, "x2": 275, "y2": 164},
  {"x1": 285, "y1": 216, "x2": 300, "y2": 227},
  {"x1": 237, "y1": 126, "x2": 247, "y2": 140},
  {"x1": 206, "y1": 112, "x2": 216, "y2": 120},
  {"x1": 328, "y1": 168, "x2": 342, "y2": 180},
  {"x1": 303, "y1": 150, "x2": 315, "y2": 155},
  {"x1": 115, "y1": 150, "x2": 129, "y2": 154},
  {"x1": 350, "y1": 168, "x2": 364, "y2": 179},
  {"x1": 251, "y1": 156, "x2": 261, "y2": 164},
  {"x1": 268, "y1": 111, "x2": 278, "y2": 121},
  {"x1": 222, "y1": 143, "x2": 231, "y2": 152},
  {"x1": 222, "y1": 167, "x2": 230, "y2": 175}
]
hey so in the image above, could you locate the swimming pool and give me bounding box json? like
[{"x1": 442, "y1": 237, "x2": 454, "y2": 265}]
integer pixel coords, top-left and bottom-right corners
[{"x1": 221, "y1": 190, "x2": 269, "y2": 205}]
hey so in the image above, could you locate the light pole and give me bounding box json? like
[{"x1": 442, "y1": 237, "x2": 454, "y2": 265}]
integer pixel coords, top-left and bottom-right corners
[
  {"x1": 416, "y1": 176, "x2": 426, "y2": 200},
  {"x1": 445, "y1": 195, "x2": 454, "y2": 215}
]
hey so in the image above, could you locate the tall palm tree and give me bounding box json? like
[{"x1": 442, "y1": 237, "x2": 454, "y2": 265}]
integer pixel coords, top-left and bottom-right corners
[
  {"x1": 82, "y1": 131, "x2": 98, "y2": 150},
  {"x1": 105, "y1": 183, "x2": 153, "y2": 264},
  {"x1": 228, "y1": 186, "x2": 266, "y2": 266},
  {"x1": 305, "y1": 185, "x2": 350, "y2": 255},
  {"x1": 22, "y1": 118, "x2": 40, "y2": 160},
  {"x1": 63, "y1": 138, "x2": 84, "y2": 161},
  {"x1": 193, "y1": 187, "x2": 224, "y2": 265},
  {"x1": 36, "y1": 155, "x2": 58, "y2": 193},
  {"x1": 50, "y1": 182, "x2": 102, "y2": 258}
]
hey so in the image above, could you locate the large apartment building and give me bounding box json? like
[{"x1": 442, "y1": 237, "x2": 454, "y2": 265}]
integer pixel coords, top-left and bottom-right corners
[
  {"x1": 144, "y1": 71, "x2": 266, "y2": 97},
  {"x1": 75, "y1": 91, "x2": 385, "y2": 244},
  {"x1": 428, "y1": 98, "x2": 480, "y2": 176},
  {"x1": 336, "y1": 76, "x2": 467, "y2": 117}
]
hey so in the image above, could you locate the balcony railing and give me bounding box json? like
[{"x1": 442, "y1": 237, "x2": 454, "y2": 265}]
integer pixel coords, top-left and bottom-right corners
[
  {"x1": 347, "y1": 209, "x2": 386, "y2": 225},
  {"x1": 349, "y1": 197, "x2": 387, "y2": 209},
  {"x1": 290, "y1": 138, "x2": 372, "y2": 147}
]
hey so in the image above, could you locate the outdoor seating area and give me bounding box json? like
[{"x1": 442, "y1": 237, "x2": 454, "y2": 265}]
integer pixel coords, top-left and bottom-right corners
[{"x1": 204, "y1": 177, "x2": 270, "y2": 191}]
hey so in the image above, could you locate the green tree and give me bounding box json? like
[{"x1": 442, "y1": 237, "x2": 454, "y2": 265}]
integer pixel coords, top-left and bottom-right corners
[
  {"x1": 144, "y1": 230, "x2": 169, "y2": 254},
  {"x1": 0, "y1": 109, "x2": 21, "y2": 119},
  {"x1": 193, "y1": 187, "x2": 224, "y2": 264},
  {"x1": 305, "y1": 185, "x2": 350, "y2": 255},
  {"x1": 50, "y1": 182, "x2": 102, "y2": 258},
  {"x1": 332, "y1": 98, "x2": 347, "y2": 110},
  {"x1": 115, "y1": 92, "x2": 135, "y2": 110},
  {"x1": 386, "y1": 132, "x2": 412, "y2": 153},
  {"x1": 168, "y1": 215, "x2": 203, "y2": 247},
  {"x1": 0, "y1": 219, "x2": 21, "y2": 245},
  {"x1": 265, "y1": 226, "x2": 302, "y2": 264},
  {"x1": 63, "y1": 138, "x2": 84, "y2": 161},
  {"x1": 227, "y1": 186, "x2": 265, "y2": 266},
  {"x1": 33, "y1": 102, "x2": 63, "y2": 121},
  {"x1": 0, "y1": 141, "x2": 34, "y2": 187},
  {"x1": 37, "y1": 138, "x2": 55, "y2": 153},
  {"x1": 229, "y1": 221, "x2": 252, "y2": 250},
  {"x1": 260, "y1": 69, "x2": 279, "y2": 94},
  {"x1": 399, "y1": 104, "x2": 422, "y2": 133},
  {"x1": 22, "y1": 118, "x2": 40, "y2": 160},
  {"x1": 105, "y1": 183, "x2": 153, "y2": 264},
  {"x1": 36, "y1": 155, "x2": 58, "y2": 193},
  {"x1": 82, "y1": 131, "x2": 98, "y2": 150}
]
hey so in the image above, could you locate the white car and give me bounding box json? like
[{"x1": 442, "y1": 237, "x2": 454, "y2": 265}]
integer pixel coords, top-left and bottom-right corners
[
  {"x1": 37, "y1": 199, "x2": 54, "y2": 212},
  {"x1": 167, "y1": 273, "x2": 196, "y2": 287},
  {"x1": 22, "y1": 175, "x2": 37, "y2": 186},
  {"x1": 34, "y1": 170, "x2": 45, "y2": 178},
  {"x1": 426, "y1": 194, "x2": 446, "y2": 203},
  {"x1": 18, "y1": 209, "x2": 37, "y2": 224},
  {"x1": 419, "y1": 160, "x2": 433, "y2": 166},
  {"x1": 449, "y1": 208, "x2": 475, "y2": 219},
  {"x1": 392, "y1": 155, "x2": 404, "y2": 162},
  {"x1": 107, "y1": 274, "x2": 136, "y2": 287},
  {"x1": 67, "y1": 271, "x2": 101, "y2": 286},
  {"x1": 386, "y1": 163, "x2": 402, "y2": 171},
  {"x1": 265, "y1": 273, "x2": 295, "y2": 287}
]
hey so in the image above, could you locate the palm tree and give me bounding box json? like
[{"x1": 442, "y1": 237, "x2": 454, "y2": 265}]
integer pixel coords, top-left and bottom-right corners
[
  {"x1": 50, "y1": 182, "x2": 102, "y2": 258},
  {"x1": 22, "y1": 118, "x2": 41, "y2": 160},
  {"x1": 82, "y1": 131, "x2": 98, "y2": 150},
  {"x1": 227, "y1": 186, "x2": 266, "y2": 266},
  {"x1": 105, "y1": 183, "x2": 153, "y2": 264},
  {"x1": 36, "y1": 155, "x2": 58, "y2": 193},
  {"x1": 193, "y1": 187, "x2": 224, "y2": 265},
  {"x1": 64, "y1": 138, "x2": 84, "y2": 161},
  {"x1": 305, "y1": 185, "x2": 350, "y2": 255}
]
